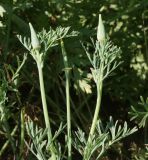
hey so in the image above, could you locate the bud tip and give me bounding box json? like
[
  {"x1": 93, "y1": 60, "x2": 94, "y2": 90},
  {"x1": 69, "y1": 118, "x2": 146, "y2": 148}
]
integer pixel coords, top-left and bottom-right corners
[
  {"x1": 97, "y1": 14, "x2": 105, "y2": 43},
  {"x1": 29, "y1": 22, "x2": 40, "y2": 50}
]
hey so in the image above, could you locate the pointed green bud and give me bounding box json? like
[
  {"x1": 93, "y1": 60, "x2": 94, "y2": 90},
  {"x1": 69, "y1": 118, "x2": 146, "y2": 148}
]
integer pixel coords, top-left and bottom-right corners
[
  {"x1": 97, "y1": 14, "x2": 105, "y2": 43},
  {"x1": 29, "y1": 23, "x2": 41, "y2": 50}
]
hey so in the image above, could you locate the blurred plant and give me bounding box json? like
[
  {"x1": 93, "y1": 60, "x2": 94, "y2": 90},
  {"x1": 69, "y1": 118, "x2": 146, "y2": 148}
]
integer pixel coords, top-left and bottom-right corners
[
  {"x1": 0, "y1": 53, "x2": 27, "y2": 159},
  {"x1": 0, "y1": 70, "x2": 17, "y2": 156},
  {"x1": 137, "y1": 147, "x2": 148, "y2": 160},
  {"x1": 129, "y1": 96, "x2": 148, "y2": 159},
  {"x1": 130, "y1": 142, "x2": 148, "y2": 160},
  {"x1": 129, "y1": 96, "x2": 148, "y2": 128}
]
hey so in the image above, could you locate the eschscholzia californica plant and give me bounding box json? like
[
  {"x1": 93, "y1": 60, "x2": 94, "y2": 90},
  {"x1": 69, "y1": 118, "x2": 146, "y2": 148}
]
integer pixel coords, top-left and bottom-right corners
[
  {"x1": 82, "y1": 14, "x2": 125, "y2": 160},
  {"x1": 18, "y1": 23, "x2": 78, "y2": 160}
]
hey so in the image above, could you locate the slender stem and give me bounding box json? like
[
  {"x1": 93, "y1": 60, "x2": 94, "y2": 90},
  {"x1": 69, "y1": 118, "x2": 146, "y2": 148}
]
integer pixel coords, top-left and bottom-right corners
[
  {"x1": 89, "y1": 61, "x2": 104, "y2": 138},
  {"x1": 89, "y1": 80, "x2": 103, "y2": 138},
  {"x1": 37, "y1": 64, "x2": 52, "y2": 139},
  {"x1": 37, "y1": 63, "x2": 56, "y2": 159},
  {"x1": 15, "y1": 92, "x2": 24, "y2": 160},
  {"x1": 60, "y1": 40, "x2": 71, "y2": 160},
  {"x1": 83, "y1": 82, "x2": 103, "y2": 160},
  {"x1": 19, "y1": 108, "x2": 25, "y2": 160},
  {"x1": 84, "y1": 63, "x2": 104, "y2": 160},
  {"x1": 66, "y1": 70, "x2": 71, "y2": 160}
]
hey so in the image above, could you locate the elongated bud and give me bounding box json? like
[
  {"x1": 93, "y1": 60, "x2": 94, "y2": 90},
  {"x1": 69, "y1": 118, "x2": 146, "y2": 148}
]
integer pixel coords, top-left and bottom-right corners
[
  {"x1": 97, "y1": 14, "x2": 105, "y2": 43},
  {"x1": 29, "y1": 23, "x2": 41, "y2": 50}
]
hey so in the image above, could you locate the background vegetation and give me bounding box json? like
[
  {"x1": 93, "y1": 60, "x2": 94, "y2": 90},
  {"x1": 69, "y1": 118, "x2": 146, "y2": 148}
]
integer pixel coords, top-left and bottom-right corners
[{"x1": 0, "y1": 0, "x2": 148, "y2": 159}]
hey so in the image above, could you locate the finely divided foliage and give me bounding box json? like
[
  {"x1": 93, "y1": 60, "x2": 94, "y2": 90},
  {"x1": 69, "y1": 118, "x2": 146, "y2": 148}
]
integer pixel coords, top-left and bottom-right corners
[
  {"x1": 74, "y1": 117, "x2": 137, "y2": 160},
  {"x1": 0, "y1": 0, "x2": 147, "y2": 159},
  {"x1": 82, "y1": 39, "x2": 122, "y2": 83},
  {"x1": 129, "y1": 96, "x2": 148, "y2": 128},
  {"x1": 0, "y1": 14, "x2": 138, "y2": 159},
  {"x1": 17, "y1": 27, "x2": 78, "y2": 53}
]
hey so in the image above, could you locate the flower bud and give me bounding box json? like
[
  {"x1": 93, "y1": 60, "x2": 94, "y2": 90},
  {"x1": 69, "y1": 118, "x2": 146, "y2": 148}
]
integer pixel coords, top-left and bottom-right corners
[
  {"x1": 29, "y1": 23, "x2": 41, "y2": 50},
  {"x1": 97, "y1": 14, "x2": 105, "y2": 43}
]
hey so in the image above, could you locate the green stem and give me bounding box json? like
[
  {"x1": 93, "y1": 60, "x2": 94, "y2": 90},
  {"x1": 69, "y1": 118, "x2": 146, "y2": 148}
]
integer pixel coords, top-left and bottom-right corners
[
  {"x1": 15, "y1": 92, "x2": 24, "y2": 160},
  {"x1": 88, "y1": 80, "x2": 103, "y2": 139},
  {"x1": 37, "y1": 63, "x2": 56, "y2": 159},
  {"x1": 84, "y1": 63, "x2": 104, "y2": 160},
  {"x1": 60, "y1": 40, "x2": 71, "y2": 160},
  {"x1": 66, "y1": 70, "x2": 71, "y2": 160},
  {"x1": 19, "y1": 108, "x2": 25, "y2": 160}
]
